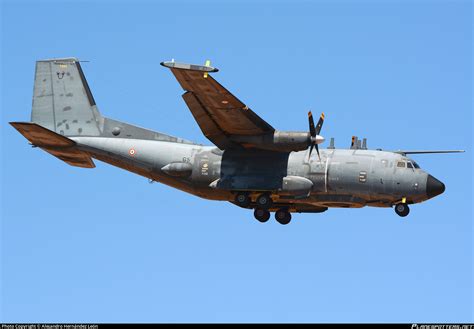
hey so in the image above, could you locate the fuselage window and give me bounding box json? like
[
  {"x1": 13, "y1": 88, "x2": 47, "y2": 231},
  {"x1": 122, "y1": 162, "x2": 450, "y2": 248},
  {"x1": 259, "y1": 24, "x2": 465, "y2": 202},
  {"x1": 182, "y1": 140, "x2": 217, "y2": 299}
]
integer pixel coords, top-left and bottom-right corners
[
  {"x1": 397, "y1": 161, "x2": 406, "y2": 168},
  {"x1": 407, "y1": 162, "x2": 413, "y2": 169}
]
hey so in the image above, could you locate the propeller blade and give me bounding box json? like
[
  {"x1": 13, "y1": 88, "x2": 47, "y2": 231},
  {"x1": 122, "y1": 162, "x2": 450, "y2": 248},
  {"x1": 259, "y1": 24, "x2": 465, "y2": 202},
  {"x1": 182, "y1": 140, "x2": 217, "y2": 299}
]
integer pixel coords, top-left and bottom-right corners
[
  {"x1": 315, "y1": 112, "x2": 325, "y2": 135},
  {"x1": 308, "y1": 143, "x2": 315, "y2": 160},
  {"x1": 308, "y1": 111, "x2": 316, "y2": 137},
  {"x1": 308, "y1": 111, "x2": 325, "y2": 161}
]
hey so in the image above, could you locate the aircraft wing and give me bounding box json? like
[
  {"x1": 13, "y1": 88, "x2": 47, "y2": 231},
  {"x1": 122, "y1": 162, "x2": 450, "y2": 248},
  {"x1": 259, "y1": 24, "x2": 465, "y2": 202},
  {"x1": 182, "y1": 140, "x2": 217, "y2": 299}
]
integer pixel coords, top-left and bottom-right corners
[
  {"x1": 161, "y1": 61, "x2": 275, "y2": 150},
  {"x1": 394, "y1": 150, "x2": 465, "y2": 155}
]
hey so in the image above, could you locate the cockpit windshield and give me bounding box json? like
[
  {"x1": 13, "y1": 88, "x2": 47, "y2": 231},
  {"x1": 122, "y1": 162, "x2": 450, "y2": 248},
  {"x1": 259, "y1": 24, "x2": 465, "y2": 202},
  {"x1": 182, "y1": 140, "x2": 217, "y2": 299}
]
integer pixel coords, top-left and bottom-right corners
[
  {"x1": 407, "y1": 159, "x2": 421, "y2": 169},
  {"x1": 399, "y1": 159, "x2": 421, "y2": 169}
]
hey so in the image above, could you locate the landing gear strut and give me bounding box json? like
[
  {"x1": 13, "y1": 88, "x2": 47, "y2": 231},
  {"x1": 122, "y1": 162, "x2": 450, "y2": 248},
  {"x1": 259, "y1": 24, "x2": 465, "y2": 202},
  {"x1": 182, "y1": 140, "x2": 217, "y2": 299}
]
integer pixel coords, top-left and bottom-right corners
[
  {"x1": 394, "y1": 203, "x2": 410, "y2": 217},
  {"x1": 254, "y1": 208, "x2": 270, "y2": 223},
  {"x1": 275, "y1": 209, "x2": 292, "y2": 225}
]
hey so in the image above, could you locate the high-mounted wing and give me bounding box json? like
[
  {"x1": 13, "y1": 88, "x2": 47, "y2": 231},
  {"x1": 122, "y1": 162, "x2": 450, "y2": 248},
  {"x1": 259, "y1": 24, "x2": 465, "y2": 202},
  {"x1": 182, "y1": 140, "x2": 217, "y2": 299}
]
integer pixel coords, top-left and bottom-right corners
[
  {"x1": 395, "y1": 150, "x2": 465, "y2": 155},
  {"x1": 161, "y1": 61, "x2": 274, "y2": 150}
]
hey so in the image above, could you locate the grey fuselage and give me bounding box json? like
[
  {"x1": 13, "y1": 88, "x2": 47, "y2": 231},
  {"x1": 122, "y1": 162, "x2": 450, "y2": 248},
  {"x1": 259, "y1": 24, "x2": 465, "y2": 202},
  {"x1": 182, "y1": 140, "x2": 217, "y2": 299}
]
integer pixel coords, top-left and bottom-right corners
[{"x1": 71, "y1": 135, "x2": 437, "y2": 212}]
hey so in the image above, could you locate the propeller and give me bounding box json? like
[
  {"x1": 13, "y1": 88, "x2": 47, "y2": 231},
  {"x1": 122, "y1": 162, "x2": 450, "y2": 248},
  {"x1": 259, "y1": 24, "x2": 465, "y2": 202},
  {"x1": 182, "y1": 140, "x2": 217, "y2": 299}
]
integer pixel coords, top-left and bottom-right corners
[{"x1": 308, "y1": 111, "x2": 325, "y2": 160}]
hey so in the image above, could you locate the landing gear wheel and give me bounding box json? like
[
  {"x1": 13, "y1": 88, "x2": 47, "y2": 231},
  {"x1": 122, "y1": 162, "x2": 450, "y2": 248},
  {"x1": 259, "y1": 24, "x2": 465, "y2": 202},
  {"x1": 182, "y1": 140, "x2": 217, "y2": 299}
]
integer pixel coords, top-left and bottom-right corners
[
  {"x1": 275, "y1": 209, "x2": 291, "y2": 225},
  {"x1": 234, "y1": 192, "x2": 250, "y2": 208},
  {"x1": 395, "y1": 203, "x2": 410, "y2": 217},
  {"x1": 256, "y1": 193, "x2": 273, "y2": 209},
  {"x1": 254, "y1": 208, "x2": 270, "y2": 223}
]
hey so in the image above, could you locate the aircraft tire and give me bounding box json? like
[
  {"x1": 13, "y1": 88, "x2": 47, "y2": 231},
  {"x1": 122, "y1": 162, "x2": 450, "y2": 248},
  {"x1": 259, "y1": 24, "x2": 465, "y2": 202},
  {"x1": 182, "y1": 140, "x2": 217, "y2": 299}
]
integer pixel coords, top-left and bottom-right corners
[
  {"x1": 275, "y1": 209, "x2": 291, "y2": 225},
  {"x1": 256, "y1": 193, "x2": 273, "y2": 209},
  {"x1": 254, "y1": 208, "x2": 270, "y2": 223},
  {"x1": 235, "y1": 192, "x2": 250, "y2": 208},
  {"x1": 395, "y1": 203, "x2": 410, "y2": 217}
]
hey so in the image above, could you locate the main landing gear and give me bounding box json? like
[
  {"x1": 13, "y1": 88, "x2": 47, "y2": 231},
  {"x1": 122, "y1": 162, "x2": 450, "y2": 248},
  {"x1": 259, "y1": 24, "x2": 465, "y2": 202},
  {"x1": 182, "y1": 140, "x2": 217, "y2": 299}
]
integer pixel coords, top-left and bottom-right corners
[
  {"x1": 253, "y1": 208, "x2": 291, "y2": 224},
  {"x1": 253, "y1": 192, "x2": 272, "y2": 223},
  {"x1": 255, "y1": 192, "x2": 291, "y2": 225},
  {"x1": 235, "y1": 192, "x2": 292, "y2": 225},
  {"x1": 234, "y1": 192, "x2": 251, "y2": 208},
  {"x1": 254, "y1": 208, "x2": 270, "y2": 223},
  {"x1": 235, "y1": 192, "x2": 272, "y2": 209},
  {"x1": 275, "y1": 209, "x2": 291, "y2": 225},
  {"x1": 256, "y1": 193, "x2": 272, "y2": 208},
  {"x1": 394, "y1": 203, "x2": 410, "y2": 217}
]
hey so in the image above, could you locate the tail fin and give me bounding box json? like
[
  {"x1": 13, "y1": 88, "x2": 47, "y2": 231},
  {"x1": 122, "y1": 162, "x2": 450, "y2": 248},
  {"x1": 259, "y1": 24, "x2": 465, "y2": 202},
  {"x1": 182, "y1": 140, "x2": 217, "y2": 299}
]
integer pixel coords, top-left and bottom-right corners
[{"x1": 31, "y1": 58, "x2": 102, "y2": 136}]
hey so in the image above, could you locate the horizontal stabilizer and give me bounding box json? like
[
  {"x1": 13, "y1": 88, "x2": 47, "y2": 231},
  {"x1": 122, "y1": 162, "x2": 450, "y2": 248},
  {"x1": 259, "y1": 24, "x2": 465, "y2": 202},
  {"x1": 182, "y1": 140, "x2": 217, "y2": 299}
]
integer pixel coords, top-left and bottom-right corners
[
  {"x1": 10, "y1": 122, "x2": 95, "y2": 168},
  {"x1": 395, "y1": 150, "x2": 465, "y2": 155}
]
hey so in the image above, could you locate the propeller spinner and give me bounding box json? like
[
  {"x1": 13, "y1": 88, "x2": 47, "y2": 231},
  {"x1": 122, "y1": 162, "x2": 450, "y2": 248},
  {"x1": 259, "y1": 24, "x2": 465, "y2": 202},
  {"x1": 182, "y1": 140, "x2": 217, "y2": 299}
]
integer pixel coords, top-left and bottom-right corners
[{"x1": 308, "y1": 111, "x2": 325, "y2": 160}]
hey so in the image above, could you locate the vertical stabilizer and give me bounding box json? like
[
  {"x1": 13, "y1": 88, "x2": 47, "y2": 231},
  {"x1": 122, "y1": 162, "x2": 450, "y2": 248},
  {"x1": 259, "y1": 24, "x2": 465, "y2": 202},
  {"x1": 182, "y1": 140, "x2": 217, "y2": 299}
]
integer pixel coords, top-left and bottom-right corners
[{"x1": 31, "y1": 58, "x2": 102, "y2": 136}]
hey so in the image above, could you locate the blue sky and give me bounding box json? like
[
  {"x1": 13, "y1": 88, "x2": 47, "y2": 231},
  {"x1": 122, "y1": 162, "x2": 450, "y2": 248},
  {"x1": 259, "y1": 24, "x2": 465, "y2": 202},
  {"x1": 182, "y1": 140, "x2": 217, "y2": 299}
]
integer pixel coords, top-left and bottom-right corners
[{"x1": 1, "y1": 0, "x2": 472, "y2": 323}]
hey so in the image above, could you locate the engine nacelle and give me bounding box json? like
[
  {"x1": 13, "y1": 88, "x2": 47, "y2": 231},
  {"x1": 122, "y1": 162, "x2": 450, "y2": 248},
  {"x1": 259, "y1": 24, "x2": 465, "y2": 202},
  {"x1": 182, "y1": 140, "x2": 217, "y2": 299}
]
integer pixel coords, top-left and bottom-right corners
[
  {"x1": 230, "y1": 130, "x2": 323, "y2": 152},
  {"x1": 272, "y1": 131, "x2": 310, "y2": 151}
]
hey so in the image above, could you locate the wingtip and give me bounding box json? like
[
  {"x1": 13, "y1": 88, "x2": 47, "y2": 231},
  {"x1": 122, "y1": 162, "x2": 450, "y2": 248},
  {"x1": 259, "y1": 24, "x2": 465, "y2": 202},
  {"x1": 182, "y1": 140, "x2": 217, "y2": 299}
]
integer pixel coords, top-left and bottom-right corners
[{"x1": 160, "y1": 60, "x2": 218, "y2": 72}]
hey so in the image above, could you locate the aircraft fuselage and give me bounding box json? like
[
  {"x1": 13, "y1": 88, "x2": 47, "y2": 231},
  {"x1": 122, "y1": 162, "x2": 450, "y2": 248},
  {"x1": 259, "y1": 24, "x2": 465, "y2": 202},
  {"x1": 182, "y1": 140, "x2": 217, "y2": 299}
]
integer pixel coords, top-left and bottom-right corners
[{"x1": 71, "y1": 136, "x2": 444, "y2": 213}]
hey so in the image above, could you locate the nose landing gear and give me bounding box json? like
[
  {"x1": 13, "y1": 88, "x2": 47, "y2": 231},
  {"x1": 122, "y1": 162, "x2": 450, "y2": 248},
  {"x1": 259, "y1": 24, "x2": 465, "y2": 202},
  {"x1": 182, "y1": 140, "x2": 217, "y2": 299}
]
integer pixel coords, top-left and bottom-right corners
[{"x1": 394, "y1": 203, "x2": 410, "y2": 217}]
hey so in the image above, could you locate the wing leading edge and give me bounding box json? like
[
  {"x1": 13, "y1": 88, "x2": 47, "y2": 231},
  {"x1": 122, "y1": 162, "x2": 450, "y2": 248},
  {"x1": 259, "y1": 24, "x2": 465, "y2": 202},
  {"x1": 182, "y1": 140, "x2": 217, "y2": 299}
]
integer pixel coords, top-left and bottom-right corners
[{"x1": 395, "y1": 150, "x2": 465, "y2": 155}]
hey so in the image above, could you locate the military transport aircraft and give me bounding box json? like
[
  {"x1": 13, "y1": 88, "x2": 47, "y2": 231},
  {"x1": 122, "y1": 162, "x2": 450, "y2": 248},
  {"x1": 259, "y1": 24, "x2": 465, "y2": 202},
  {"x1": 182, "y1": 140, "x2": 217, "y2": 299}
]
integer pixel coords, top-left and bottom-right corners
[{"x1": 11, "y1": 58, "x2": 464, "y2": 224}]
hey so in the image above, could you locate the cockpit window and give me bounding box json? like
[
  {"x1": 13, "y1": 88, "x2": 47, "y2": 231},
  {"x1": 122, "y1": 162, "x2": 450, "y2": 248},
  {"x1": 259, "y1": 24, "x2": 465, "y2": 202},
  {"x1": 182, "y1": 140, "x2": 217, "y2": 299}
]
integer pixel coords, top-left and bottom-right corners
[
  {"x1": 397, "y1": 161, "x2": 406, "y2": 168},
  {"x1": 407, "y1": 162, "x2": 413, "y2": 169},
  {"x1": 412, "y1": 161, "x2": 420, "y2": 169}
]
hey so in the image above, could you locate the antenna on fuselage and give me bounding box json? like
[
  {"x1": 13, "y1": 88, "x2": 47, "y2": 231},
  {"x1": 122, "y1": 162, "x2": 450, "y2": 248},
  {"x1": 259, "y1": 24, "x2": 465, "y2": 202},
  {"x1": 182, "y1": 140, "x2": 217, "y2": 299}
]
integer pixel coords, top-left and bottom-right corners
[
  {"x1": 351, "y1": 136, "x2": 368, "y2": 150},
  {"x1": 328, "y1": 138, "x2": 335, "y2": 149},
  {"x1": 351, "y1": 136, "x2": 358, "y2": 149}
]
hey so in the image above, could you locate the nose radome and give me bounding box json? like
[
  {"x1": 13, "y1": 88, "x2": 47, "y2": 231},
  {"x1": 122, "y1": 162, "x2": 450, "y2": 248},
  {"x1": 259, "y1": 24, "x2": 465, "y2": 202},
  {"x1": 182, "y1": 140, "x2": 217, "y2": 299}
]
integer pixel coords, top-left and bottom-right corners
[{"x1": 426, "y1": 175, "x2": 445, "y2": 198}]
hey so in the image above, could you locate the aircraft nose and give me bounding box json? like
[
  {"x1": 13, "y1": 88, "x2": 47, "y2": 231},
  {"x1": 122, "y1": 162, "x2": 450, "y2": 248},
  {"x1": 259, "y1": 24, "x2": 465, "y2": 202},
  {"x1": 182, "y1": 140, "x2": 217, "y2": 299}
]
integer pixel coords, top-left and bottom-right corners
[{"x1": 426, "y1": 175, "x2": 445, "y2": 198}]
